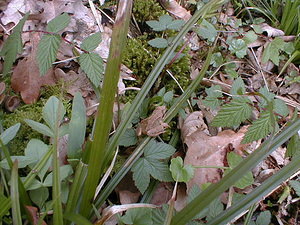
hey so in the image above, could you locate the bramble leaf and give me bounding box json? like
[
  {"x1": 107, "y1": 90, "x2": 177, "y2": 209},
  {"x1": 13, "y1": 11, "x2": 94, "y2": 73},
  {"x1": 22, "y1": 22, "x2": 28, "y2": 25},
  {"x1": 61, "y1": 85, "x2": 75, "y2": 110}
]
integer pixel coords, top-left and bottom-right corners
[
  {"x1": 202, "y1": 85, "x2": 222, "y2": 110},
  {"x1": 148, "y1": 38, "x2": 168, "y2": 48},
  {"x1": 230, "y1": 77, "x2": 246, "y2": 95},
  {"x1": 228, "y1": 38, "x2": 247, "y2": 58},
  {"x1": 79, "y1": 52, "x2": 104, "y2": 86},
  {"x1": 119, "y1": 128, "x2": 137, "y2": 147},
  {"x1": 225, "y1": 152, "x2": 254, "y2": 188},
  {"x1": 132, "y1": 140, "x2": 176, "y2": 193},
  {"x1": 211, "y1": 97, "x2": 252, "y2": 127},
  {"x1": 0, "y1": 14, "x2": 29, "y2": 76},
  {"x1": 81, "y1": 32, "x2": 102, "y2": 52},
  {"x1": 242, "y1": 111, "x2": 275, "y2": 144},
  {"x1": 121, "y1": 208, "x2": 153, "y2": 225},
  {"x1": 37, "y1": 34, "x2": 61, "y2": 75},
  {"x1": 46, "y1": 13, "x2": 71, "y2": 33},
  {"x1": 256, "y1": 211, "x2": 272, "y2": 225}
]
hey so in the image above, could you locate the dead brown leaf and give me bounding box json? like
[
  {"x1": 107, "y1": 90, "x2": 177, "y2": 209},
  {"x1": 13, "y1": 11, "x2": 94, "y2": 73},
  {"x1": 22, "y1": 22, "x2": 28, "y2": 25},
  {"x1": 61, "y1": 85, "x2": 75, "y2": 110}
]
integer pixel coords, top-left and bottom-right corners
[
  {"x1": 182, "y1": 113, "x2": 248, "y2": 191},
  {"x1": 159, "y1": 0, "x2": 192, "y2": 21},
  {"x1": 11, "y1": 33, "x2": 55, "y2": 104},
  {"x1": 25, "y1": 206, "x2": 47, "y2": 225}
]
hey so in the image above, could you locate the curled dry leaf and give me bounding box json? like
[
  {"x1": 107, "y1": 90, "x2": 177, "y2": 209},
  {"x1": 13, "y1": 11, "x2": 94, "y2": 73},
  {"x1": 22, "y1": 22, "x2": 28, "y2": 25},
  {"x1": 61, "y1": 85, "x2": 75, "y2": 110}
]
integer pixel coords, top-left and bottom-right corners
[
  {"x1": 11, "y1": 33, "x2": 56, "y2": 104},
  {"x1": 159, "y1": 0, "x2": 192, "y2": 21},
  {"x1": 4, "y1": 96, "x2": 21, "y2": 112},
  {"x1": 181, "y1": 111, "x2": 208, "y2": 137},
  {"x1": 182, "y1": 113, "x2": 249, "y2": 191},
  {"x1": 257, "y1": 23, "x2": 285, "y2": 37}
]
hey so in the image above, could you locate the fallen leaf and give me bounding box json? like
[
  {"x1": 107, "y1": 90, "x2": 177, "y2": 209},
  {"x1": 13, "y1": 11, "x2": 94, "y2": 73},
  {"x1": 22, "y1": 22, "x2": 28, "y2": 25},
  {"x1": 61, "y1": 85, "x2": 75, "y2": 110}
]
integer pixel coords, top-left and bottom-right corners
[
  {"x1": 25, "y1": 205, "x2": 47, "y2": 225},
  {"x1": 4, "y1": 96, "x2": 21, "y2": 112},
  {"x1": 150, "y1": 182, "x2": 173, "y2": 206},
  {"x1": 182, "y1": 113, "x2": 248, "y2": 191},
  {"x1": 11, "y1": 33, "x2": 56, "y2": 104},
  {"x1": 159, "y1": 0, "x2": 192, "y2": 21},
  {"x1": 258, "y1": 23, "x2": 285, "y2": 37}
]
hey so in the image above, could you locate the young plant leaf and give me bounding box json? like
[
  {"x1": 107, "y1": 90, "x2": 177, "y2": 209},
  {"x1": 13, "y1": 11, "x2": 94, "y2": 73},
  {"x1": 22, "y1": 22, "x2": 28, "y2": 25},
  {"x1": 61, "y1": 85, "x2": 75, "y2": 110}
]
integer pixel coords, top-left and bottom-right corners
[
  {"x1": 146, "y1": 14, "x2": 182, "y2": 31},
  {"x1": 43, "y1": 96, "x2": 66, "y2": 131},
  {"x1": 67, "y1": 92, "x2": 86, "y2": 159},
  {"x1": 132, "y1": 140, "x2": 176, "y2": 193},
  {"x1": 43, "y1": 165, "x2": 73, "y2": 187},
  {"x1": 256, "y1": 210, "x2": 271, "y2": 225},
  {"x1": 121, "y1": 208, "x2": 153, "y2": 225},
  {"x1": 37, "y1": 34, "x2": 61, "y2": 75},
  {"x1": 29, "y1": 187, "x2": 49, "y2": 209},
  {"x1": 211, "y1": 97, "x2": 252, "y2": 127},
  {"x1": 78, "y1": 52, "x2": 104, "y2": 86},
  {"x1": 46, "y1": 13, "x2": 71, "y2": 33},
  {"x1": 0, "y1": 123, "x2": 20, "y2": 145},
  {"x1": 262, "y1": 37, "x2": 285, "y2": 65},
  {"x1": 228, "y1": 38, "x2": 247, "y2": 58},
  {"x1": 242, "y1": 111, "x2": 274, "y2": 144},
  {"x1": 81, "y1": 32, "x2": 102, "y2": 52},
  {"x1": 148, "y1": 38, "x2": 169, "y2": 48},
  {"x1": 206, "y1": 197, "x2": 224, "y2": 222},
  {"x1": 24, "y1": 119, "x2": 54, "y2": 137},
  {"x1": 195, "y1": 19, "x2": 217, "y2": 42},
  {"x1": 225, "y1": 152, "x2": 254, "y2": 189},
  {"x1": 289, "y1": 180, "x2": 300, "y2": 197},
  {"x1": 0, "y1": 13, "x2": 29, "y2": 76},
  {"x1": 119, "y1": 128, "x2": 138, "y2": 147},
  {"x1": 230, "y1": 77, "x2": 246, "y2": 95},
  {"x1": 286, "y1": 134, "x2": 300, "y2": 158},
  {"x1": 170, "y1": 157, "x2": 194, "y2": 183},
  {"x1": 202, "y1": 85, "x2": 222, "y2": 110},
  {"x1": 11, "y1": 161, "x2": 22, "y2": 225}
]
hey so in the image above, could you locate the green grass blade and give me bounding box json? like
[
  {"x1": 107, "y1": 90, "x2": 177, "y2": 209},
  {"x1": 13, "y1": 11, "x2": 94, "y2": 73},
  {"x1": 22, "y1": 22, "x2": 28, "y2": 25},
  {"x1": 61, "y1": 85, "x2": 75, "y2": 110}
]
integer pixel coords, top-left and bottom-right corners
[
  {"x1": 11, "y1": 161, "x2": 22, "y2": 225},
  {"x1": 64, "y1": 212, "x2": 93, "y2": 225},
  {"x1": 208, "y1": 154, "x2": 300, "y2": 225},
  {"x1": 170, "y1": 118, "x2": 300, "y2": 225},
  {"x1": 80, "y1": 0, "x2": 133, "y2": 217},
  {"x1": 0, "y1": 194, "x2": 11, "y2": 218}
]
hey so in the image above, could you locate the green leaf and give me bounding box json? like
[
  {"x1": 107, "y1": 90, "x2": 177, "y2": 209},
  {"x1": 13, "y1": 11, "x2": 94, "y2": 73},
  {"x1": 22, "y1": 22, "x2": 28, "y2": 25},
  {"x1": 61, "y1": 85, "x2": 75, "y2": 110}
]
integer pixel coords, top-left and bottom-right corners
[
  {"x1": 0, "y1": 156, "x2": 33, "y2": 170},
  {"x1": 203, "y1": 85, "x2": 222, "y2": 110},
  {"x1": 37, "y1": 34, "x2": 61, "y2": 75},
  {"x1": 148, "y1": 38, "x2": 169, "y2": 48},
  {"x1": 146, "y1": 21, "x2": 165, "y2": 31},
  {"x1": 170, "y1": 157, "x2": 194, "y2": 183},
  {"x1": 79, "y1": 52, "x2": 104, "y2": 86},
  {"x1": 211, "y1": 97, "x2": 252, "y2": 127},
  {"x1": 146, "y1": 14, "x2": 182, "y2": 31},
  {"x1": 286, "y1": 134, "x2": 300, "y2": 158},
  {"x1": 187, "y1": 185, "x2": 207, "y2": 220},
  {"x1": 81, "y1": 32, "x2": 102, "y2": 52},
  {"x1": 274, "y1": 99, "x2": 289, "y2": 117},
  {"x1": 196, "y1": 19, "x2": 217, "y2": 42},
  {"x1": 67, "y1": 93, "x2": 86, "y2": 159},
  {"x1": 121, "y1": 208, "x2": 153, "y2": 225},
  {"x1": 262, "y1": 37, "x2": 285, "y2": 65},
  {"x1": 43, "y1": 96, "x2": 66, "y2": 131},
  {"x1": 43, "y1": 165, "x2": 73, "y2": 187},
  {"x1": 210, "y1": 52, "x2": 223, "y2": 67},
  {"x1": 242, "y1": 111, "x2": 274, "y2": 144},
  {"x1": 46, "y1": 13, "x2": 71, "y2": 33},
  {"x1": 256, "y1": 210, "x2": 271, "y2": 225},
  {"x1": 152, "y1": 205, "x2": 169, "y2": 225},
  {"x1": 132, "y1": 140, "x2": 176, "y2": 193},
  {"x1": 24, "y1": 119, "x2": 54, "y2": 137},
  {"x1": 289, "y1": 180, "x2": 300, "y2": 197},
  {"x1": 243, "y1": 31, "x2": 257, "y2": 45},
  {"x1": 29, "y1": 187, "x2": 49, "y2": 209},
  {"x1": 225, "y1": 152, "x2": 254, "y2": 188},
  {"x1": 0, "y1": 123, "x2": 20, "y2": 145},
  {"x1": 11, "y1": 161, "x2": 22, "y2": 225},
  {"x1": 228, "y1": 38, "x2": 247, "y2": 58},
  {"x1": 0, "y1": 13, "x2": 28, "y2": 76},
  {"x1": 119, "y1": 128, "x2": 137, "y2": 147},
  {"x1": 230, "y1": 77, "x2": 245, "y2": 95},
  {"x1": 206, "y1": 198, "x2": 224, "y2": 222}
]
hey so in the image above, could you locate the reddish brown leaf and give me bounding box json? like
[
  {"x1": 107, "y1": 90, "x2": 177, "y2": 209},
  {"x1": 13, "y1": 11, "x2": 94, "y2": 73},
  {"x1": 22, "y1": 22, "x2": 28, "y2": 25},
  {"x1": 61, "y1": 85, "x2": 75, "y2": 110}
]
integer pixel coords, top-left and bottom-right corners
[{"x1": 25, "y1": 206, "x2": 47, "y2": 225}]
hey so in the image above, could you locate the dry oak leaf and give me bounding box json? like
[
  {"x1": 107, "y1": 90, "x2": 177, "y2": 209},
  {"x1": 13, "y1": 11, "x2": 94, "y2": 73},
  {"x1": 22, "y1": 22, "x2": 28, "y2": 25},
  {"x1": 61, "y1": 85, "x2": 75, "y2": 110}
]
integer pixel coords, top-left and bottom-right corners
[
  {"x1": 182, "y1": 113, "x2": 248, "y2": 191},
  {"x1": 11, "y1": 33, "x2": 55, "y2": 104}
]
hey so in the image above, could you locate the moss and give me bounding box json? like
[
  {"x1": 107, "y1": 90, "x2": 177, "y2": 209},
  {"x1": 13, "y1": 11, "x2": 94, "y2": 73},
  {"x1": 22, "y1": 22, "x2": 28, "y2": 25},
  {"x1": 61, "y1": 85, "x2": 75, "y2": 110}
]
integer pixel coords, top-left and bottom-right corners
[
  {"x1": 132, "y1": 0, "x2": 165, "y2": 24},
  {"x1": 2, "y1": 84, "x2": 72, "y2": 155}
]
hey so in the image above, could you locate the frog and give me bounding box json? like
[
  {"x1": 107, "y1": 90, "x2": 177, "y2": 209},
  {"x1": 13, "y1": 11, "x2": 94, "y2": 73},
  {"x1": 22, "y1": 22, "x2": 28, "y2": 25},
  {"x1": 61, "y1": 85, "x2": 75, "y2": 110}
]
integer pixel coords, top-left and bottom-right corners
[{"x1": 136, "y1": 106, "x2": 169, "y2": 137}]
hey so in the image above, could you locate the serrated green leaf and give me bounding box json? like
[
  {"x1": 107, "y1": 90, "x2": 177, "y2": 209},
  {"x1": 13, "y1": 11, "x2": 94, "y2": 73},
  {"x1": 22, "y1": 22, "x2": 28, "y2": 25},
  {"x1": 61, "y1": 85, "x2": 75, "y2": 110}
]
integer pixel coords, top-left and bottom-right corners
[
  {"x1": 228, "y1": 38, "x2": 247, "y2": 58},
  {"x1": 148, "y1": 38, "x2": 169, "y2": 48},
  {"x1": 242, "y1": 111, "x2": 274, "y2": 144},
  {"x1": 132, "y1": 159, "x2": 150, "y2": 194},
  {"x1": 132, "y1": 140, "x2": 175, "y2": 193},
  {"x1": 206, "y1": 198, "x2": 224, "y2": 222},
  {"x1": 0, "y1": 123, "x2": 20, "y2": 145},
  {"x1": 79, "y1": 52, "x2": 104, "y2": 86},
  {"x1": 67, "y1": 93, "x2": 86, "y2": 159},
  {"x1": 274, "y1": 99, "x2": 289, "y2": 117},
  {"x1": 230, "y1": 77, "x2": 245, "y2": 95},
  {"x1": 259, "y1": 87, "x2": 275, "y2": 107},
  {"x1": 81, "y1": 32, "x2": 102, "y2": 52},
  {"x1": 1, "y1": 14, "x2": 29, "y2": 76},
  {"x1": 262, "y1": 37, "x2": 285, "y2": 65},
  {"x1": 286, "y1": 134, "x2": 300, "y2": 158},
  {"x1": 121, "y1": 208, "x2": 153, "y2": 225},
  {"x1": 256, "y1": 210, "x2": 271, "y2": 225},
  {"x1": 170, "y1": 157, "x2": 194, "y2": 183},
  {"x1": 144, "y1": 140, "x2": 176, "y2": 160},
  {"x1": 146, "y1": 21, "x2": 165, "y2": 31},
  {"x1": 243, "y1": 31, "x2": 257, "y2": 45},
  {"x1": 24, "y1": 119, "x2": 54, "y2": 137},
  {"x1": 289, "y1": 180, "x2": 300, "y2": 197},
  {"x1": 211, "y1": 97, "x2": 252, "y2": 127},
  {"x1": 202, "y1": 85, "x2": 222, "y2": 110},
  {"x1": 46, "y1": 13, "x2": 71, "y2": 33},
  {"x1": 119, "y1": 128, "x2": 137, "y2": 147},
  {"x1": 168, "y1": 19, "x2": 185, "y2": 30},
  {"x1": 43, "y1": 96, "x2": 66, "y2": 131},
  {"x1": 196, "y1": 19, "x2": 217, "y2": 42},
  {"x1": 37, "y1": 34, "x2": 61, "y2": 75},
  {"x1": 210, "y1": 52, "x2": 223, "y2": 67},
  {"x1": 226, "y1": 152, "x2": 254, "y2": 188}
]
